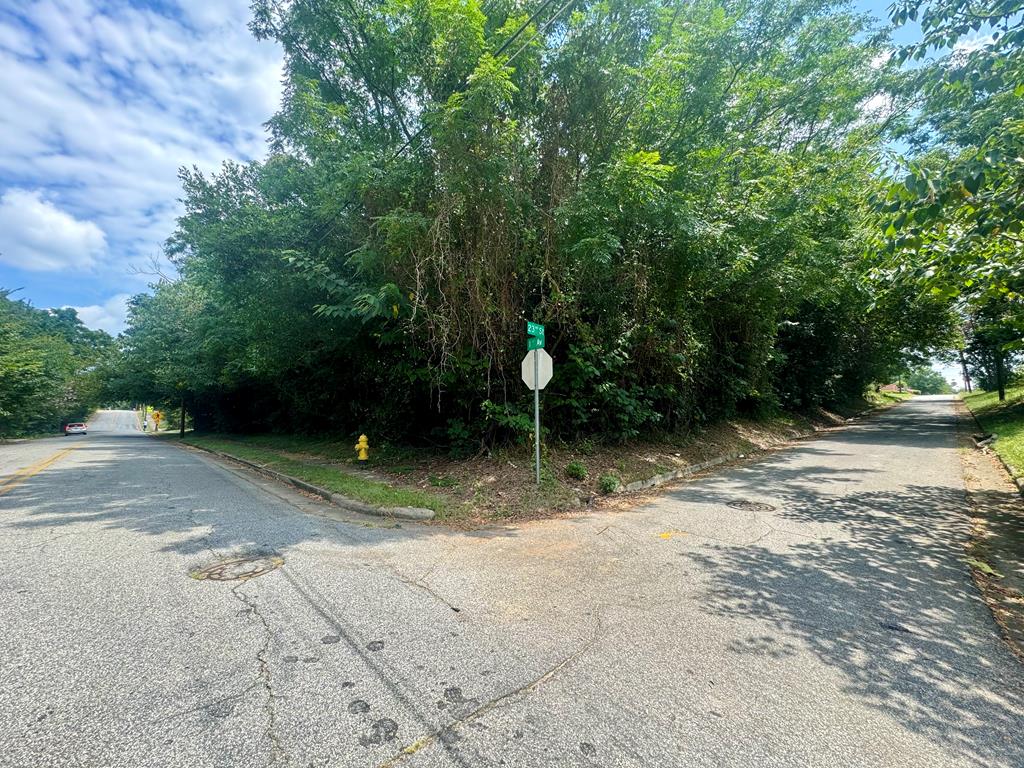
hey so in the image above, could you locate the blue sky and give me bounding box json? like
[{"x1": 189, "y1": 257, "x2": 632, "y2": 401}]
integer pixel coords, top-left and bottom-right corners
[
  {"x1": 0, "y1": 0, "x2": 910, "y2": 336},
  {"x1": 0, "y1": 0, "x2": 281, "y2": 332}
]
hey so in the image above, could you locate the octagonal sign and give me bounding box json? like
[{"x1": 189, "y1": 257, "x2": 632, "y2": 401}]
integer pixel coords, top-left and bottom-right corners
[{"x1": 521, "y1": 349, "x2": 553, "y2": 391}]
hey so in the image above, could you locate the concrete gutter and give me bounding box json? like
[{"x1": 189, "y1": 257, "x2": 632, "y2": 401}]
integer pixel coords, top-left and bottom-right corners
[
  {"x1": 181, "y1": 442, "x2": 435, "y2": 521},
  {"x1": 619, "y1": 452, "x2": 745, "y2": 493},
  {"x1": 985, "y1": 446, "x2": 1024, "y2": 497}
]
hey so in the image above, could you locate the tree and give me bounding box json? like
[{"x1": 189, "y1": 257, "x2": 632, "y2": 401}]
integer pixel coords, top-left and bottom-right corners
[
  {"x1": 878, "y1": 0, "x2": 1023, "y2": 371},
  {"x1": 115, "y1": 0, "x2": 946, "y2": 445},
  {"x1": 905, "y1": 365, "x2": 954, "y2": 394},
  {"x1": 0, "y1": 290, "x2": 113, "y2": 437}
]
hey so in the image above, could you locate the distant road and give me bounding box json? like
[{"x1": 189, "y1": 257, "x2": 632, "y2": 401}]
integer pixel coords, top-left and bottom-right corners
[
  {"x1": 88, "y1": 408, "x2": 141, "y2": 434},
  {"x1": 1, "y1": 400, "x2": 1022, "y2": 767}
]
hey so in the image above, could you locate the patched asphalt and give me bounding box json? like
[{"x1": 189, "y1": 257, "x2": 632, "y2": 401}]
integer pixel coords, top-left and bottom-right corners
[{"x1": 0, "y1": 400, "x2": 1021, "y2": 767}]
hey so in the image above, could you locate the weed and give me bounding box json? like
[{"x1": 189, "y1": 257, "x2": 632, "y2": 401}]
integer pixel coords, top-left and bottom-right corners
[
  {"x1": 429, "y1": 474, "x2": 459, "y2": 488},
  {"x1": 598, "y1": 473, "x2": 620, "y2": 494},
  {"x1": 565, "y1": 460, "x2": 588, "y2": 481}
]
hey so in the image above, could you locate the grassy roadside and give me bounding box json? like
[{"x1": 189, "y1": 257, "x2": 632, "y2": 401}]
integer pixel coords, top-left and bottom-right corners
[
  {"x1": 863, "y1": 390, "x2": 915, "y2": 407},
  {"x1": 164, "y1": 391, "x2": 910, "y2": 526},
  {"x1": 962, "y1": 385, "x2": 1024, "y2": 481},
  {"x1": 175, "y1": 435, "x2": 450, "y2": 516}
]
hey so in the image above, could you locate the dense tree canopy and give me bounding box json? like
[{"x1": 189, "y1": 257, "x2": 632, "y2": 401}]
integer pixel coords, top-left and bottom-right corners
[
  {"x1": 0, "y1": 291, "x2": 113, "y2": 437},
  {"x1": 111, "y1": 0, "x2": 965, "y2": 446},
  {"x1": 905, "y1": 365, "x2": 954, "y2": 394},
  {"x1": 879, "y1": 0, "x2": 1023, "y2": 398}
]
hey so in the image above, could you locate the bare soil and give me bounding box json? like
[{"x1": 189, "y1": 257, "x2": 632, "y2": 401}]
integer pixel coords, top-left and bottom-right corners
[
  {"x1": 955, "y1": 399, "x2": 1024, "y2": 662},
  {"x1": 362, "y1": 410, "x2": 844, "y2": 526}
]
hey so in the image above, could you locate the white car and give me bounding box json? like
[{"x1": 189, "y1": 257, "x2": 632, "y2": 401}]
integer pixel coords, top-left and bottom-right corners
[{"x1": 64, "y1": 422, "x2": 87, "y2": 436}]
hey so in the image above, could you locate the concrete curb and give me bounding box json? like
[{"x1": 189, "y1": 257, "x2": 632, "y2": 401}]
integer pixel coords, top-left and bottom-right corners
[
  {"x1": 614, "y1": 398, "x2": 904, "y2": 495},
  {"x1": 988, "y1": 448, "x2": 1024, "y2": 497},
  {"x1": 182, "y1": 442, "x2": 435, "y2": 521},
  {"x1": 618, "y1": 452, "x2": 745, "y2": 493}
]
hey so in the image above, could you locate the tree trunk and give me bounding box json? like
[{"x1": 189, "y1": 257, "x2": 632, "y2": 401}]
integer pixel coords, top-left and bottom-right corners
[
  {"x1": 958, "y1": 349, "x2": 972, "y2": 392},
  {"x1": 996, "y1": 352, "x2": 1007, "y2": 401},
  {"x1": 180, "y1": 396, "x2": 186, "y2": 437}
]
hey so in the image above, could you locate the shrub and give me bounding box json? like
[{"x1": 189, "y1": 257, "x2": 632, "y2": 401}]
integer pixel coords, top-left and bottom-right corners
[
  {"x1": 598, "y1": 473, "x2": 620, "y2": 494},
  {"x1": 429, "y1": 474, "x2": 459, "y2": 488},
  {"x1": 565, "y1": 461, "x2": 588, "y2": 480}
]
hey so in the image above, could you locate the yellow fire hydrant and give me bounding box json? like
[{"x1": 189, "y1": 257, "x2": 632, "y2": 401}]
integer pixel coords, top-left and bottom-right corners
[{"x1": 354, "y1": 434, "x2": 370, "y2": 464}]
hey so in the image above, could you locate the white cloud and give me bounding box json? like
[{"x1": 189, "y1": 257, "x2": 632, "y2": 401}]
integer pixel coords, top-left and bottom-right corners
[
  {"x1": 0, "y1": 188, "x2": 106, "y2": 271},
  {"x1": 69, "y1": 292, "x2": 131, "y2": 335},
  {"x1": 870, "y1": 50, "x2": 893, "y2": 69},
  {"x1": 858, "y1": 92, "x2": 897, "y2": 125},
  {"x1": 0, "y1": 1, "x2": 282, "y2": 295},
  {"x1": 954, "y1": 32, "x2": 997, "y2": 56}
]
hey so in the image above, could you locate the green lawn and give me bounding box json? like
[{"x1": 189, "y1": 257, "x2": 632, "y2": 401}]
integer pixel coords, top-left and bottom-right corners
[
  {"x1": 864, "y1": 390, "x2": 915, "y2": 407},
  {"x1": 963, "y1": 385, "x2": 1024, "y2": 479},
  {"x1": 179, "y1": 435, "x2": 449, "y2": 515}
]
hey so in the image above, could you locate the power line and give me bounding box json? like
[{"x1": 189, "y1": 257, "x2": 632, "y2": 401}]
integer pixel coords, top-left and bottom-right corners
[
  {"x1": 297, "y1": 0, "x2": 579, "y2": 253},
  {"x1": 385, "y1": 0, "x2": 561, "y2": 162},
  {"x1": 506, "y1": 0, "x2": 577, "y2": 63}
]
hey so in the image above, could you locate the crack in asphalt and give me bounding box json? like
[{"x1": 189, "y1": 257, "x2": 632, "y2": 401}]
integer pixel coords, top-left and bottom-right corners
[
  {"x1": 278, "y1": 568, "x2": 478, "y2": 768},
  {"x1": 386, "y1": 562, "x2": 464, "y2": 615},
  {"x1": 231, "y1": 581, "x2": 286, "y2": 767},
  {"x1": 183, "y1": 506, "x2": 220, "y2": 561},
  {"x1": 154, "y1": 682, "x2": 261, "y2": 723},
  {"x1": 4, "y1": 530, "x2": 75, "y2": 555},
  {"x1": 376, "y1": 614, "x2": 606, "y2": 768}
]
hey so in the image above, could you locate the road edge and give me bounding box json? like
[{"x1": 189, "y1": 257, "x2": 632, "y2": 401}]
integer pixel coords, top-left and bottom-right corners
[
  {"x1": 174, "y1": 441, "x2": 435, "y2": 521},
  {"x1": 614, "y1": 397, "x2": 910, "y2": 497},
  {"x1": 954, "y1": 399, "x2": 1024, "y2": 663}
]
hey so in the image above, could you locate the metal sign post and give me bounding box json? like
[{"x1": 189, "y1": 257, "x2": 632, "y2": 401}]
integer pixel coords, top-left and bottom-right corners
[
  {"x1": 534, "y1": 351, "x2": 540, "y2": 485},
  {"x1": 522, "y1": 322, "x2": 552, "y2": 486}
]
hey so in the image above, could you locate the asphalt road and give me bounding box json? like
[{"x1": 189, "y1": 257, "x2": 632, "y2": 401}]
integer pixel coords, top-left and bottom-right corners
[{"x1": 1, "y1": 400, "x2": 1021, "y2": 768}]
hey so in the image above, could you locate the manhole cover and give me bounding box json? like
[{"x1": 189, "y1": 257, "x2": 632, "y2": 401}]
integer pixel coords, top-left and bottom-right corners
[
  {"x1": 190, "y1": 554, "x2": 283, "y2": 581},
  {"x1": 727, "y1": 500, "x2": 776, "y2": 512}
]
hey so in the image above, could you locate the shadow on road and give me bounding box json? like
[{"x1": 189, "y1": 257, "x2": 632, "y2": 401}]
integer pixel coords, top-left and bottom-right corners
[
  {"x1": 0, "y1": 437, "x2": 516, "y2": 557},
  {"x1": 687, "y1": 480, "x2": 1024, "y2": 766},
  {"x1": 4, "y1": 398, "x2": 1024, "y2": 766}
]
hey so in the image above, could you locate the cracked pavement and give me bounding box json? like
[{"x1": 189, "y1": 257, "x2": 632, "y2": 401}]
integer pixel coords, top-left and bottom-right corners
[{"x1": 1, "y1": 400, "x2": 1023, "y2": 767}]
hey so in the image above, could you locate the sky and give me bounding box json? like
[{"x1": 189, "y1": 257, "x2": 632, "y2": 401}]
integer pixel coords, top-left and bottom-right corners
[
  {"x1": 0, "y1": 0, "x2": 282, "y2": 333},
  {"x1": 0, "y1": 0, "x2": 914, "y2": 338}
]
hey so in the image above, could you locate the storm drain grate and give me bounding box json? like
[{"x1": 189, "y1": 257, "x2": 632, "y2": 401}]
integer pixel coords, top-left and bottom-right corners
[
  {"x1": 727, "y1": 500, "x2": 776, "y2": 512},
  {"x1": 190, "y1": 554, "x2": 284, "y2": 582}
]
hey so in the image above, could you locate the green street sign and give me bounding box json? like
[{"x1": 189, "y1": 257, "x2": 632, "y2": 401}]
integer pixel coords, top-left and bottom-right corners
[
  {"x1": 527, "y1": 336, "x2": 544, "y2": 351},
  {"x1": 526, "y1": 321, "x2": 544, "y2": 341}
]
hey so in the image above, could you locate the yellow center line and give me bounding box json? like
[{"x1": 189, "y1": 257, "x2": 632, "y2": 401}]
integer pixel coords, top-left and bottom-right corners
[{"x1": 0, "y1": 446, "x2": 80, "y2": 497}]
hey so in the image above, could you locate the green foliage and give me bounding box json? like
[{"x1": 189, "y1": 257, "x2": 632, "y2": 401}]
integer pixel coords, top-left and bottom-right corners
[
  {"x1": 598, "y1": 473, "x2": 620, "y2": 494},
  {"x1": 428, "y1": 473, "x2": 459, "y2": 488},
  {"x1": 877, "y1": 0, "x2": 1023, "y2": 376},
  {"x1": 109, "y1": 0, "x2": 948, "y2": 447},
  {"x1": 905, "y1": 366, "x2": 954, "y2": 394},
  {"x1": 963, "y1": 385, "x2": 1024, "y2": 479},
  {"x1": 565, "y1": 461, "x2": 588, "y2": 481},
  {"x1": 0, "y1": 290, "x2": 113, "y2": 436}
]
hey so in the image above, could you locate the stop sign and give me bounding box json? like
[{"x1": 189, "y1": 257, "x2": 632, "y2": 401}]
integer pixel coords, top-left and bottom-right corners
[{"x1": 521, "y1": 349, "x2": 553, "y2": 390}]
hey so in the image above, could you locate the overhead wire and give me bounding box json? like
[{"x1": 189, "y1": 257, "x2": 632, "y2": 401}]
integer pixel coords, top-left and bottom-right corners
[{"x1": 295, "y1": 0, "x2": 579, "y2": 253}]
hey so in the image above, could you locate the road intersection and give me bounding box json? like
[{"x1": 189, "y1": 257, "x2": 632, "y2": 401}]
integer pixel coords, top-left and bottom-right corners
[{"x1": 1, "y1": 400, "x2": 1021, "y2": 767}]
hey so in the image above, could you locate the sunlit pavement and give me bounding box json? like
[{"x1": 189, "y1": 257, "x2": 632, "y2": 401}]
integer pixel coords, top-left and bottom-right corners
[{"x1": 1, "y1": 400, "x2": 1021, "y2": 768}]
